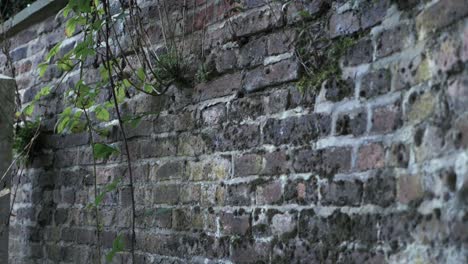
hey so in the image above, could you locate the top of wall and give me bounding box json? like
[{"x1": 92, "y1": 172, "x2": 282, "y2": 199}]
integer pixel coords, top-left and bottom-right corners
[{"x1": 0, "y1": 0, "x2": 67, "y2": 37}]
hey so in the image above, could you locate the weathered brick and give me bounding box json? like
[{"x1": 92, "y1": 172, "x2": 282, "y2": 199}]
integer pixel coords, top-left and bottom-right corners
[
  {"x1": 416, "y1": 0, "x2": 468, "y2": 35},
  {"x1": 239, "y1": 36, "x2": 267, "y2": 67},
  {"x1": 151, "y1": 160, "x2": 188, "y2": 181},
  {"x1": 359, "y1": 69, "x2": 391, "y2": 98},
  {"x1": 343, "y1": 38, "x2": 373, "y2": 66},
  {"x1": 329, "y1": 11, "x2": 360, "y2": 38},
  {"x1": 230, "y1": 240, "x2": 270, "y2": 263},
  {"x1": 220, "y1": 211, "x2": 250, "y2": 236},
  {"x1": 263, "y1": 114, "x2": 331, "y2": 146},
  {"x1": 360, "y1": 0, "x2": 391, "y2": 29},
  {"x1": 194, "y1": 72, "x2": 242, "y2": 101},
  {"x1": 387, "y1": 143, "x2": 410, "y2": 168},
  {"x1": 230, "y1": 4, "x2": 283, "y2": 37},
  {"x1": 363, "y1": 170, "x2": 396, "y2": 206},
  {"x1": 376, "y1": 24, "x2": 413, "y2": 58},
  {"x1": 357, "y1": 143, "x2": 385, "y2": 171},
  {"x1": 225, "y1": 183, "x2": 253, "y2": 206},
  {"x1": 202, "y1": 103, "x2": 226, "y2": 126},
  {"x1": 335, "y1": 109, "x2": 367, "y2": 136},
  {"x1": 256, "y1": 180, "x2": 283, "y2": 205},
  {"x1": 234, "y1": 153, "x2": 263, "y2": 177},
  {"x1": 447, "y1": 75, "x2": 468, "y2": 115},
  {"x1": 205, "y1": 124, "x2": 260, "y2": 152},
  {"x1": 321, "y1": 180, "x2": 363, "y2": 206},
  {"x1": 153, "y1": 184, "x2": 179, "y2": 205},
  {"x1": 397, "y1": 174, "x2": 424, "y2": 204},
  {"x1": 293, "y1": 147, "x2": 352, "y2": 178},
  {"x1": 189, "y1": 156, "x2": 231, "y2": 181},
  {"x1": 284, "y1": 178, "x2": 318, "y2": 204},
  {"x1": 243, "y1": 59, "x2": 299, "y2": 93},
  {"x1": 371, "y1": 101, "x2": 402, "y2": 133}
]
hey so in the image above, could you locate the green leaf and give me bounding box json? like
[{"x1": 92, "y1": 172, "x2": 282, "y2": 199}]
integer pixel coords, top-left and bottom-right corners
[
  {"x1": 93, "y1": 143, "x2": 119, "y2": 159},
  {"x1": 95, "y1": 105, "x2": 110, "y2": 121},
  {"x1": 56, "y1": 116, "x2": 71, "y2": 134},
  {"x1": 106, "y1": 234, "x2": 125, "y2": 262},
  {"x1": 23, "y1": 104, "x2": 34, "y2": 117},
  {"x1": 34, "y1": 86, "x2": 51, "y2": 101},
  {"x1": 143, "y1": 83, "x2": 154, "y2": 93},
  {"x1": 136, "y1": 67, "x2": 145, "y2": 81},
  {"x1": 46, "y1": 42, "x2": 62, "y2": 61},
  {"x1": 58, "y1": 58, "x2": 74, "y2": 72},
  {"x1": 65, "y1": 18, "x2": 77, "y2": 37},
  {"x1": 38, "y1": 62, "x2": 48, "y2": 77}
]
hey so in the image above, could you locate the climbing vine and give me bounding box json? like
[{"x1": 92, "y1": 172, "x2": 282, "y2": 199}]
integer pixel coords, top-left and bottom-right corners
[{"x1": 4, "y1": 0, "x2": 208, "y2": 263}]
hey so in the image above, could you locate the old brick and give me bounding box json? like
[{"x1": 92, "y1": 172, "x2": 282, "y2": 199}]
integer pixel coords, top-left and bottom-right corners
[
  {"x1": 230, "y1": 240, "x2": 270, "y2": 263},
  {"x1": 215, "y1": 48, "x2": 238, "y2": 73},
  {"x1": 230, "y1": 4, "x2": 283, "y2": 37},
  {"x1": 153, "y1": 184, "x2": 179, "y2": 205},
  {"x1": 416, "y1": 0, "x2": 468, "y2": 35},
  {"x1": 220, "y1": 211, "x2": 250, "y2": 236},
  {"x1": 256, "y1": 181, "x2": 283, "y2": 205},
  {"x1": 263, "y1": 114, "x2": 331, "y2": 146},
  {"x1": 152, "y1": 160, "x2": 188, "y2": 181},
  {"x1": 10, "y1": 47, "x2": 28, "y2": 62},
  {"x1": 205, "y1": 124, "x2": 260, "y2": 152},
  {"x1": 447, "y1": 75, "x2": 468, "y2": 115},
  {"x1": 263, "y1": 150, "x2": 289, "y2": 175},
  {"x1": 202, "y1": 103, "x2": 226, "y2": 126},
  {"x1": 239, "y1": 36, "x2": 267, "y2": 67},
  {"x1": 397, "y1": 174, "x2": 424, "y2": 204},
  {"x1": 177, "y1": 133, "x2": 206, "y2": 156},
  {"x1": 243, "y1": 59, "x2": 299, "y2": 93},
  {"x1": 267, "y1": 30, "x2": 295, "y2": 55},
  {"x1": 360, "y1": 0, "x2": 391, "y2": 29},
  {"x1": 293, "y1": 147, "x2": 352, "y2": 178},
  {"x1": 329, "y1": 11, "x2": 360, "y2": 38},
  {"x1": 234, "y1": 153, "x2": 263, "y2": 177},
  {"x1": 194, "y1": 72, "x2": 242, "y2": 101},
  {"x1": 371, "y1": 101, "x2": 402, "y2": 133},
  {"x1": 225, "y1": 183, "x2": 253, "y2": 206},
  {"x1": 189, "y1": 156, "x2": 231, "y2": 181},
  {"x1": 335, "y1": 109, "x2": 367, "y2": 136},
  {"x1": 363, "y1": 170, "x2": 396, "y2": 206},
  {"x1": 284, "y1": 178, "x2": 318, "y2": 204},
  {"x1": 376, "y1": 24, "x2": 413, "y2": 58},
  {"x1": 357, "y1": 143, "x2": 385, "y2": 171},
  {"x1": 324, "y1": 78, "x2": 354, "y2": 102},
  {"x1": 343, "y1": 39, "x2": 373, "y2": 66},
  {"x1": 359, "y1": 69, "x2": 391, "y2": 98},
  {"x1": 271, "y1": 212, "x2": 296, "y2": 236},
  {"x1": 321, "y1": 180, "x2": 363, "y2": 206},
  {"x1": 387, "y1": 143, "x2": 410, "y2": 168}
]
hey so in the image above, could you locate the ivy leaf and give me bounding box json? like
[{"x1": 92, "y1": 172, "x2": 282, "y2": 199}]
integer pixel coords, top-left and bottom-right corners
[
  {"x1": 56, "y1": 116, "x2": 71, "y2": 133},
  {"x1": 136, "y1": 67, "x2": 145, "y2": 81},
  {"x1": 34, "y1": 86, "x2": 51, "y2": 101},
  {"x1": 38, "y1": 62, "x2": 48, "y2": 77},
  {"x1": 65, "y1": 18, "x2": 77, "y2": 37},
  {"x1": 58, "y1": 58, "x2": 74, "y2": 72},
  {"x1": 106, "y1": 234, "x2": 125, "y2": 262},
  {"x1": 23, "y1": 103, "x2": 34, "y2": 117},
  {"x1": 95, "y1": 105, "x2": 110, "y2": 121},
  {"x1": 46, "y1": 42, "x2": 62, "y2": 62},
  {"x1": 93, "y1": 143, "x2": 119, "y2": 159}
]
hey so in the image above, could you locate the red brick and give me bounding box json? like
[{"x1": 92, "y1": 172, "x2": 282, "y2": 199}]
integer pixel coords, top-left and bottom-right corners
[{"x1": 357, "y1": 143, "x2": 385, "y2": 171}]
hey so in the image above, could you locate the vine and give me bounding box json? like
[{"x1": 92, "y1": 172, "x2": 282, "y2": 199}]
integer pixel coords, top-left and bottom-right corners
[{"x1": 3, "y1": 0, "x2": 208, "y2": 263}]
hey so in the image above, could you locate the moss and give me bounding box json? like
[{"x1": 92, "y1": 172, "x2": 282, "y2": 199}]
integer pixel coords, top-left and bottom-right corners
[
  {"x1": 296, "y1": 36, "x2": 357, "y2": 94},
  {"x1": 13, "y1": 120, "x2": 40, "y2": 162}
]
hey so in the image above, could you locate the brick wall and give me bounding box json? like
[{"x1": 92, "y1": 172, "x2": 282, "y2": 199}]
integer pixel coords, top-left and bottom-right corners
[{"x1": 1, "y1": 0, "x2": 468, "y2": 263}]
